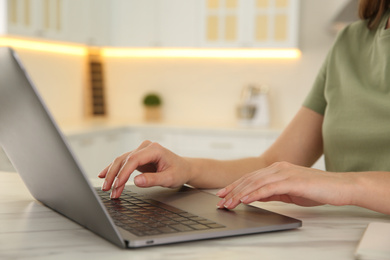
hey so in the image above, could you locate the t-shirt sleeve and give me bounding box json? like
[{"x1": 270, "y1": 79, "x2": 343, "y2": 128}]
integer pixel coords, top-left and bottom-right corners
[{"x1": 302, "y1": 57, "x2": 328, "y2": 115}]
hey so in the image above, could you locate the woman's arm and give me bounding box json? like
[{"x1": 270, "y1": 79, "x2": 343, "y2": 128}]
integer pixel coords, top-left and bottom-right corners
[
  {"x1": 350, "y1": 171, "x2": 390, "y2": 214},
  {"x1": 185, "y1": 106, "x2": 324, "y2": 188},
  {"x1": 99, "y1": 107, "x2": 324, "y2": 197},
  {"x1": 216, "y1": 162, "x2": 390, "y2": 215}
]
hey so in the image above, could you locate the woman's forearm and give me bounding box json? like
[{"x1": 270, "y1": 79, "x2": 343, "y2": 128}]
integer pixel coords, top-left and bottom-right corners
[
  {"x1": 350, "y1": 171, "x2": 390, "y2": 215},
  {"x1": 185, "y1": 108, "x2": 325, "y2": 189},
  {"x1": 185, "y1": 156, "x2": 270, "y2": 189}
]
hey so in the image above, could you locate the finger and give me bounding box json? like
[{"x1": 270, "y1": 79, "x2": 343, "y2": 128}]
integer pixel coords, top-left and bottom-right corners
[
  {"x1": 220, "y1": 166, "x2": 289, "y2": 209},
  {"x1": 101, "y1": 152, "x2": 131, "y2": 191},
  {"x1": 240, "y1": 181, "x2": 292, "y2": 205},
  {"x1": 98, "y1": 163, "x2": 111, "y2": 178},
  {"x1": 102, "y1": 140, "x2": 152, "y2": 179},
  {"x1": 216, "y1": 177, "x2": 257, "y2": 209},
  {"x1": 110, "y1": 183, "x2": 125, "y2": 199},
  {"x1": 216, "y1": 172, "x2": 255, "y2": 198},
  {"x1": 134, "y1": 170, "x2": 177, "y2": 188},
  {"x1": 113, "y1": 142, "x2": 164, "y2": 190},
  {"x1": 216, "y1": 173, "x2": 262, "y2": 208},
  {"x1": 221, "y1": 163, "x2": 281, "y2": 199}
]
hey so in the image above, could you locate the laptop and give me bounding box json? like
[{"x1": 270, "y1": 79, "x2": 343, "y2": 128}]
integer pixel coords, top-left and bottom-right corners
[{"x1": 0, "y1": 47, "x2": 301, "y2": 248}]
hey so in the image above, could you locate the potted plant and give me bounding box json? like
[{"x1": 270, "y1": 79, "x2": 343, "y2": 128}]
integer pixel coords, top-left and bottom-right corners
[{"x1": 143, "y1": 93, "x2": 162, "y2": 121}]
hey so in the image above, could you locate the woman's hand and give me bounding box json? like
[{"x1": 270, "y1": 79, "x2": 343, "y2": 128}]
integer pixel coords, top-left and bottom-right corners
[
  {"x1": 98, "y1": 141, "x2": 192, "y2": 199},
  {"x1": 216, "y1": 161, "x2": 354, "y2": 209}
]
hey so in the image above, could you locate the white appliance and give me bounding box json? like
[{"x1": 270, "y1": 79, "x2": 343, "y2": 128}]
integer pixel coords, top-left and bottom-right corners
[{"x1": 237, "y1": 85, "x2": 270, "y2": 127}]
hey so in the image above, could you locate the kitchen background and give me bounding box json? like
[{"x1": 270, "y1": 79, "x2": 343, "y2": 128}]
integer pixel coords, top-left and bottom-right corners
[
  {"x1": 0, "y1": 0, "x2": 354, "y2": 128},
  {"x1": 0, "y1": 0, "x2": 356, "y2": 177}
]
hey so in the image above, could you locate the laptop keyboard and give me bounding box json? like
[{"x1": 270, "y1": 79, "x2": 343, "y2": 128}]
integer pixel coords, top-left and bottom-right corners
[{"x1": 96, "y1": 189, "x2": 225, "y2": 237}]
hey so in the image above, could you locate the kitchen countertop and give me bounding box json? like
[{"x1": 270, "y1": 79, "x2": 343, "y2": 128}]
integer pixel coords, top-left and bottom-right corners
[
  {"x1": 1, "y1": 171, "x2": 390, "y2": 260},
  {"x1": 58, "y1": 118, "x2": 282, "y2": 136}
]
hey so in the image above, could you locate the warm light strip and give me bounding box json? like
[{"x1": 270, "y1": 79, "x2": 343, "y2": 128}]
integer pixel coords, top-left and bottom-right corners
[
  {"x1": 0, "y1": 37, "x2": 301, "y2": 59},
  {"x1": 101, "y1": 48, "x2": 301, "y2": 59},
  {"x1": 0, "y1": 37, "x2": 87, "y2": 55}
]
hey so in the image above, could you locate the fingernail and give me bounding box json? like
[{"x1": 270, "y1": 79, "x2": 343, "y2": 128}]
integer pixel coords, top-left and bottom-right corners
[
  {"x1": 224, "y1": 199, "x2": 232, "y2": 208},
  {"x1": 216, "y1": 188, "x2": 226, "y2": 197},
  {"x1": 240, "y1": 195, "x2": 249, "y2": 203},
  {"x1": 113, "y1": 178, "x2": 119, "y2": 189},
  {"x1": 216, "y1": 198, "x2": 226, "y2": 208},
  {"x1": 101, "y1": 181, "x2": 108, "y2": 191},
  {"x1": 110, "y1": 188, "x2": 117, "y2": 199},
  {"x1": 134, "y1": 175, "x2": 145, "y2": 186}
]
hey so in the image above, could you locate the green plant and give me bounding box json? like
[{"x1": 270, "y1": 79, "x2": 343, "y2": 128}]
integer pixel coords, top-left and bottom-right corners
[{"x1": 143, "y1": 93, "x2": 162, "y2": 107}]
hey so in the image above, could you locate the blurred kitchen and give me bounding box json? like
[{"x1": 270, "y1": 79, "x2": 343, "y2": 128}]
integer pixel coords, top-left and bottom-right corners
[{"x1": 0, "y1": 0, "x2": 358, "y2": 178}]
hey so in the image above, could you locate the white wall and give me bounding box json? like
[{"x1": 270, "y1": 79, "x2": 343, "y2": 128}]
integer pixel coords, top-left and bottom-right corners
[
  {"x1": 12, "y1": 49, "x2": 87, "y2": 124},
  {"x1": 105, "y1": 0, "x2": 348, "y2": 128},
  {"x1": 0, "y1": 0, "x2": 6, "y2": 35}
]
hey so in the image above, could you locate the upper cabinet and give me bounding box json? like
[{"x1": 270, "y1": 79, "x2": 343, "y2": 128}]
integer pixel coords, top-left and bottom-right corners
[
  {"x1": 201, "y1": 0, "x2": 299, "y2": 48},
  {"x1": 6, "y1": 0, "x2": 110, "y2": 45},
  {"x1": 7, "y1": 0, "x2": 87, "y2": 43},
  {"x1": 109, "y1": 0, "x2": 200, "y2": 47},
  {"x1": 5, "y1": 0, "x2": 299, "y2": 48}
]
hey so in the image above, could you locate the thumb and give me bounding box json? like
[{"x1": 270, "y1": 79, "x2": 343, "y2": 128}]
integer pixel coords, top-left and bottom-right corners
[{"x1": 134, "y1": 171, "x2": 175, "y2": 188}]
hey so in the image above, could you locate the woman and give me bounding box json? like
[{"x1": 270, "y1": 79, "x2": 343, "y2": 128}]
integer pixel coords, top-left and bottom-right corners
[{"x1": 99, "y1": 0, "x2": 390, "y2": 215}]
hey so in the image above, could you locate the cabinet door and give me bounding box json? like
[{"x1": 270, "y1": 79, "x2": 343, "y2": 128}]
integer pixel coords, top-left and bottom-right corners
[
  {"x1": 6, "y1": 0, "x2": 92, "y2": 44},
  {"x1": 109, "y1": 0, "x2": 158, "y2": 47},
  {"x1": 245, "y1": 0, "x2": 300, "y2": 48},
  {"x1": 157, "y1": 0, "x2": 200, "y2": 47},
  {"x1": 200, "y1": 0, "x2": 299, "y2": 48},
  {"x1": 200, "y1": 0, "x2": 243, "y2": 48},
  {"x1": 7, "y1": 0, "x2": 41, "y2": 38}
]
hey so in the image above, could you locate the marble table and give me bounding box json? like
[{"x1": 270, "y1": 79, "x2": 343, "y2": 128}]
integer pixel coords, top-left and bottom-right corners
[{"x1": 1, "y1": 171, "x2": 389, "y2": 260}]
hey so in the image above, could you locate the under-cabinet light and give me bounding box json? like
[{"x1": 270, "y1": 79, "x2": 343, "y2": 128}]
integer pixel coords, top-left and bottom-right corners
[
  {"x1": 101, "y1": 48, "x2": 301, "y2": 59},
  {"x1": 0, "y1": 37, "x2": 301, "y2": 59},
  {"x1": 0, "y1": 36, "x2": 87, "y2": 55}
]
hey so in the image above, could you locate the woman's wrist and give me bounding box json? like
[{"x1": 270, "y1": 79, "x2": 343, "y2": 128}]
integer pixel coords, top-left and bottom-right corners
[
  {"x1": 184, "y1": 157, "x2": 210, "y2": 188},
  {"x1": 342, "y1": 171, "x2": 390, "y2": 214}
]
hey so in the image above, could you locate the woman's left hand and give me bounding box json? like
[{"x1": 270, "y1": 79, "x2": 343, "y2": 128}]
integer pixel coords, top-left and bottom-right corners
[{"x1": 216, "y1": 161, "x2": 354, "y2": 209}]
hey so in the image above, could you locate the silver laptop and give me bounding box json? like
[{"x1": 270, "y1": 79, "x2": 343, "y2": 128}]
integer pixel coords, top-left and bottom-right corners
[{"x1": 0, "y1": 47, "x2": 301, "y2": 248}]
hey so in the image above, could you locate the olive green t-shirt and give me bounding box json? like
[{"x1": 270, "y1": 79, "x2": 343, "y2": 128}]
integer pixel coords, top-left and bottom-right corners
[{"x1": 303, "y1": 11, "x2": 390, "y2": 172}]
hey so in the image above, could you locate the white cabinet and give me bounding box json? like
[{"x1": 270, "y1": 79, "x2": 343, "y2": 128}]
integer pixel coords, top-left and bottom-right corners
[
  {"x1": 6, "y1": 0, "x2": 109, "y2": 45},
  {"x1": 108, "y1": 0, "x2": 158, "y2": 47},
  {"x1": 123, "y1": 126, "x2": 280, "y2": 160},
  {"x1": 66, "y1": 128, "x2": 129, "y2": 180},
  {"x1": 175, "y1": 131, "x2": 277, "y2": 159},
  {"x1": 2, "y1": 125, "x2": 325, "y2": 177},
  {"x1": 110, "y1": 0, "x2": 299, "y2": 48},
  {"x1": 156, "y1": 0, "x2": 201, "y2": 47},
  {"x1": 109, "y1": 0, "x2": 200, "y2": 47},
  {"x1": 65, "y1": 126, "x2": 281, "y2": 180},
  {"x1": 6, "y1": 0, "x2": 299, "y2": 48},
  {"x1": 200, "y1": 0, "x2": 299, "y2": 48},
  {"x1": 127, "y1": 127, "x2": 178, "y2": 151}
]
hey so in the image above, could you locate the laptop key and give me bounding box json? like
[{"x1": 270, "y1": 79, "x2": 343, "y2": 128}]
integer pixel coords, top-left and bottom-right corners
[
  {"x1": 157, "y1": 226, "x2": 178, "y2": 234},
  {"x1": 96, "y1": 188, "x2": 226, "y2": 237},
  {"x1": 170, "y1": 224, "x2": 194, "y2": 232},
  {"x1": 189, "y1": 224, "x2": 209, "y2": 230}
]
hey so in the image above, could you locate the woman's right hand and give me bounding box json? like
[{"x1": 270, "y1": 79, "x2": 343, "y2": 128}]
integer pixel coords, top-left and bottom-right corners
[{"x1": 98, "y1": 140, "x2": 192, "y2": 199}]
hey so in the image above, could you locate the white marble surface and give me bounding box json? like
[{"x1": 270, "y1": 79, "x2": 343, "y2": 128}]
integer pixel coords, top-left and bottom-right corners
[
  {"x1": 58, "y1": 117, "x2": 281, "y2": 136},
  {"x1": 1, "y1": 171, "x2": 390, "y2": 260}
]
